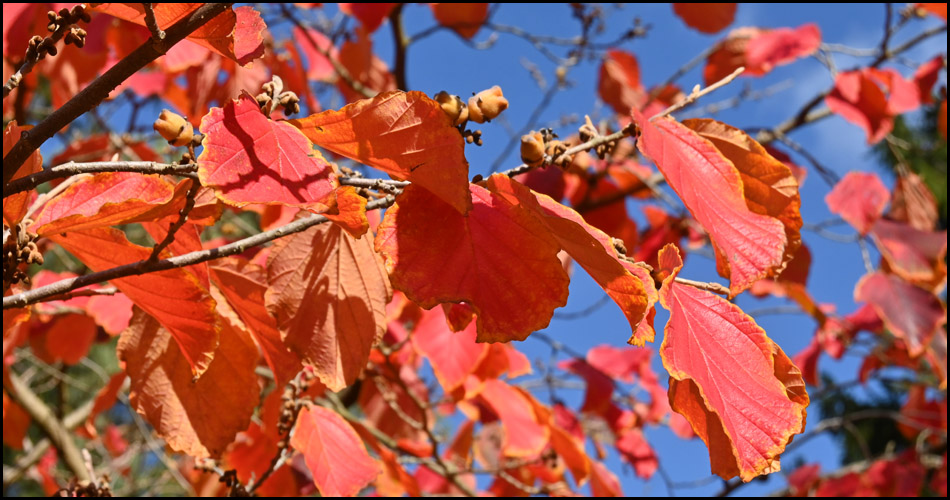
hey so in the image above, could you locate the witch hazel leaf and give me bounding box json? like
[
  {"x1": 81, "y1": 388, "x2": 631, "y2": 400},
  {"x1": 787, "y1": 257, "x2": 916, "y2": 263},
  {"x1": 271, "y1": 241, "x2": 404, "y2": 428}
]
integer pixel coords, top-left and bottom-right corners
[
  {"x1": 292, "y1": 404, "x2": 380, "y2": 497},
  {"x1": 91, "y1": 4, "x2": 265, "y2": 65},
  {"x1": 290, "y1": 90, "x2": 472, "y2": 214},
  {"x1": 118, "y1": 308, "x2": 259, "y2": 458},
  {"x1": 208, "y1": 258, "x2": 302, "y2": 388},
  {"x1": 411, "y1": 307, "x2": 488, "y2": 393},
  {"x1": 198, "y1": 92, "x2": 337, "y2": 211},
  {"x1": 744, "y1": 23, "x2": 820, "y2": 75},
  {"x1": 3, "y1": 122, "x2": 42, "y2": 227},
  {"x1": 266, "y1": 222, "x2": 391, "y2": 391},
  {"x1": 50, "y1": 227, "x2": 219, "y2": 377},
  {"x1": 825, "y1": 171, "x2": 890, "y2": 235},
  {"x1": 854, "y1": 272, "x2": 946, "y2": 358},
  {"x1": 633, "y1": 109, "x2": 787, "y2": 296},
  {"x1": 672, "y1": 3, "x2": 737, "y2": 34},
  {"x1": 477, "y1": 379, "x2": 550, "y2": 458},
  {"x1": 657, "y1": 244, "x2": 808, "y2": 482},
  {"x1": 870, "y1": 218, "x2": 947, "y2": 290},
  {"x1": 684, "y1": 119, "x2": 803, "y2": 272},
  {"x1": 486, "y1": 175, "x2": 650, "y2": 344},
  {"x1": 375, "y1": 182, "x2": 569, "y2": 343},
  {"x1": 32, "y1": 172, "x2": 176, "y2": 236}
]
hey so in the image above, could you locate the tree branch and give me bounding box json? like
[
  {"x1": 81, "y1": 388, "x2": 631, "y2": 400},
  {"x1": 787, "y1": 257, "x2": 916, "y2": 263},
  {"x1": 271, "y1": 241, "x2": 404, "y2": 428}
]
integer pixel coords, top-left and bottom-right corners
[
  {"x1": 2, "y1": 3, "x2": 232, "y2": 188},
  {"x1": 3, "y1": 196, "x2": 395, "y2": 309},
  {"x1": 5, "y1": 162, "x2": 198, "y2": 197}
]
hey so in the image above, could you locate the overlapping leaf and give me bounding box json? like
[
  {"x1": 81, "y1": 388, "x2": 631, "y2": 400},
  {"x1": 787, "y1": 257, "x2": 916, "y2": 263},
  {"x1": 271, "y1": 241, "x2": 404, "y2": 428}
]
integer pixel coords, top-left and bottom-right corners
[
  {"x1": 266, "y1": 222, "x2": 391, "y2": 391},
  {"x1": 477, "y1": 379, "x2": 550, "y2": 458},
  {"x1": 633, "y1": 110, "x2": 789, "y2": 296},
  {"x1": 290, "y1": 90, "x2": 472, "y2": 214},
  {"x1": 854, "y1": 272, "x2": 947, "y2": 358},
  {"x1": 657, "y1": 244, "x2": 808, "y2": 481},
  {"x1": 375, "y1": 182, "x2": 569, "y2": 343},
  {"x1": 3, "y1": 122, "x2": 42, "y2": 226},
  {"x1": 411, "y1": 307, "x2": 487, "y2": 392},
  {"x1": 198, "y1": 92, "x2": 337, "y2": 211},
  {"x1": 704, "y1": 24, "x2": 819, "y2": 85},
  {"x1": 117, "y1": 308, "x2": 258, "y2": 457},
  {"x1": 91, "y1": 4, "x2": 265, "y2": 65},
  {"x1": 684, "y1": 119, "x2": 803, "y2": 273},
  {"x1": 871, "y1": 218, "x2": 947, "y2": 290},
  {"x1": 292, "y1": 404, "x2": 380, "y2": 497},
  {"x1": 50, "y1": 227, "x2": 219, "y2": 377}
]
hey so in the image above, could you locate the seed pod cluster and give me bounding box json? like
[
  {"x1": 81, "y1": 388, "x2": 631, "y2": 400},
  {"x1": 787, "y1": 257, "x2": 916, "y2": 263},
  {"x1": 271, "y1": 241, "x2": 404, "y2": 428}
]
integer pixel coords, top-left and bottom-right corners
[
  {"x1": 256, "y1": 75, "x2": 301, "y2": 116},
  {"x1": 467, "y1": 86, "x2": 508, "y2": 123},
  {"x1": 153, "y1": 109, "x2": 194, "y2": 147}
]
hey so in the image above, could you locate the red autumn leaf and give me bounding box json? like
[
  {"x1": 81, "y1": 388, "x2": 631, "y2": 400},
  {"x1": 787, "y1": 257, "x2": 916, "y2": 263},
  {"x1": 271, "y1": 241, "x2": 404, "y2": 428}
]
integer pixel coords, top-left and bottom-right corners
[
  {"x1": 293, "y1": 26, "x2": 337, "y2": 82},
  {"x1": 672, "y1": 3, "x2": 737, "y2": 34},
  {"x1": 633, "y1": 110, "x2": 788, "y2": 296},
  {"x1": 376, "y1": 182, "x2": 569, "y2": 343},
  {"x1": 226, "y1": 422, "x2": 303, "y2": 497},
  {"x1": 209, "y1": 258, "x2": 302, "y2": 388},
  {"x1": 704, "y1": 27, "x2": 763, "y2": 85},
  {"x1": 559, "y1": 357, "x2": 614, "y2": 415},
  {"x1": 590, "y1": 460, "x2": 624, "y2": 497},
  {"x1": 868, "y1": 67, "x2": 921, "y2": 114},
  {"x1": 32, "y1": 172, "x2": 176, "y2": 236},
  {"x1": 825, "y1": 68, "x2": 921, "y2": 144},
  {"x1": 3, "y1": 122, "x2": 42, "y2": 227},
  {"x1": 854, "y1": 272, "x2": 946, "y2": 358},
  {"x1": 43, "y1": 314, "x2": 98, "y2": 365},
  {"x1": 940, "y1": 99, "x2": 948, "y2": 141},
  {"x1": 198, "y1": 92, "x2": 337, "y2": 211},
  {"x1": 117, "y1": 308, "x2": 259, "y2": 457},
  {"x1": 487, "y1": 175, "x2": 649, "y2": 344},
  {"x1": 292, "y1": 404, "x2": 380, "y2": 497},
  {"x1": 290, "y1": 90, "x2": 472, "y2": 214},
  {"x1": 2, "y1": 392, "x2": 30, "y2": 450},
  {"x1": 825, "y1": 171, "x2": 890, "y2": 235},
  {"x1": 335, "y1": 26, "x2": 398, "y2": 103},
  {"x1": 744, "y1": 23, "x2": 820, "y2": 76},
  {"x1": 871, "y1": 218, "x2": 947, "y2": 290},
  {"x1": 616, "y1": 429, "x2": 658, "y2": 479},
  {"x1": 339, "y1": 3, "x2": 396, "y2": 33},
  {"x1": 91, "y1": 4, "x2": 265, "y2": 65},
  {"x1": 787, "y1": 463, "x2": 822, "y2": 496},
  {"x1": 411, "y1": 307, "x2": 487, "y2": 392},
  {"x1": 477, "y1": 379, "x2": 550, "y2": 458},
  {"x1": 50, "y1": 227, "x2": 219, "y2": 377},
  {"x1": 684, "y1": 119, "x2": 803, "y2": 272},
  {"x1": 598, "y1": 49, "x2": 646, "y2": 116},
  {"x1": 792, "y1": 337, "x2": 822, "y2": 387},
  {"x1": 266, "y1": 222, "x2": 391, "y2": 391},
  {"x1": 430, "y1": 3, "x2": 489, "y2": 39},
  {"x1": 913, "y1": 56, "x2": 943, "y2": 104},
  {"x1": 657, "y1": 244, "x2": 808, "y2": 482}
]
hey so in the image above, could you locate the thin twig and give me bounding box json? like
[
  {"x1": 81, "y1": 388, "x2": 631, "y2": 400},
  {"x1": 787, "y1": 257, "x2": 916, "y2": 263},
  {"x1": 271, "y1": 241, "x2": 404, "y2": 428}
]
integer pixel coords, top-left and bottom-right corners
[
  {"x1": 142, "y1": 3, "x2": 166, "y2": 41},
  {"x1": 5, "y1": 161, "x2": 198, "y2": 197},
  {"x1": 673, "y1": 277, "x2": 730, "y2": 296},
  {"x1": 146, "y1": 178, "x2": 201, "y2": 262},
  {"x1": 651, "y1": 67, "x2": 746, "y2": 121},
  {"x1": 499, "y1": 123, "x2": 637, "y2": 178}
]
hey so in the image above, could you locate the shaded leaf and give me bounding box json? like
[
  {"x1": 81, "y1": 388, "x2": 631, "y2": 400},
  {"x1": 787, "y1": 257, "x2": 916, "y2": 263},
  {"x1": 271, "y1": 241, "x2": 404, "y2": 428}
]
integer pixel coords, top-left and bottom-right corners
[
  {"x1": 854, "y1": 272, "x2": 946, "y2": 358},
  {"x1": 117, "y1": 308, "x2": 259, "y2": 457},
  {"x1": 291, "y1": 90, "x2": 471, "y2": 214},
  {"x1": 376, "y1": 182, "x2": 569, "y2": 343},
  {"x1": 339, "y1": 3, "x2": 396, "y2": 33},
  {"x1": 266, "y1": 222, "x2": 391, "y2": 391},
  {"x1": 198, "y1": 92, "x2": 337, "y2": 211},
  {"x1": 871, "y1": 218, "x2": 947, "y2": 291},
  {"x1": 672, "y1": 3, "x2": 736, "y2": 34},
  {"x1": 825, "y1": 171, "x2": 890, "y2": 235},
  {"x1": 3, "y1": 122, "x2": 42, "y2": 226},
  {"x1": 478, "y1": 379, "x2": 550, "y2": 458},
  {"x1": 411, "y1": 307, "x2": 487, "y2": 392}
]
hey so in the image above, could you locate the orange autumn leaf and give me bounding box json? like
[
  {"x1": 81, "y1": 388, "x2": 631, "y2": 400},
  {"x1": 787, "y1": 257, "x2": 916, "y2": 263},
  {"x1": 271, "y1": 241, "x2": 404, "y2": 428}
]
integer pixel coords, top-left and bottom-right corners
[
  {"x1": 375, "y1": 182, "x2": 569, "y2": 343},
  {"x1": 198, "y1": 92, "x2": 337, "y2": 212},
  {"x1": 411, "y1": 307, "x2": 488, "y2": 392},
  {"x1": 339, "y1": 3, "x2": 396, "y2": 33},
  {"x1": 323, "y1": 185, "x2": 370, "y2": 238},
  {"x1": 598, "y1": 49, "x2": 646, "y2": 116},
  {"x1": 684, "y1": 119, "x2": 803, "y2": 274},
  {"x1": 477, "y1": 379, "x2": 550, "y2": 458},
  {"x1": 32, "y1": 172, "x2": 176, "y2": 236},
  {"x1": 334, "y1": 26, "x2": 398, "y2": 102},
  {"x1": 91, "y1": 4, "x2": 265, "y2": 65},
  {"x1": 290, "y1": 90, "x2": 472, "y2": 214},
  {"x1": 657, "y1": 244, "x2": 808, "y2": 482},
  {"x1": 265, "y1": 222, "x2": 391, "y2": 391},
  {"x1": 633, "y1": 110, "x2": 788, "y2": 296},
  {"x1": 117, "y1": 308, "x2": 259, "y2": 458},
  {"x1": 672, "y1": 3, "x2": 736, "y2": 34},
  {"x1": 486, "y1": 174, "x2": 650, "y2": 345},
  {"x1": 42, "y1": 314, "x2": 98, "y2": 365},
  {"x1": 49, "y1": 227, "x2": 219, "y2": 377},
  {"x1": 430, "y1": 3, "x2": 488, "y2": 39},
  {"x1": 209, "y1": 259, "x2": 302, "y2": 389},
  {"x1": 3, "y1": 122, "x2": 42, "y2": 227},
  {"x1": 292, "y1": 404, "x2": 381, "y2": 497},
  {"x1": 916, "y1": 3, "x2": 948, "y2": 20}
]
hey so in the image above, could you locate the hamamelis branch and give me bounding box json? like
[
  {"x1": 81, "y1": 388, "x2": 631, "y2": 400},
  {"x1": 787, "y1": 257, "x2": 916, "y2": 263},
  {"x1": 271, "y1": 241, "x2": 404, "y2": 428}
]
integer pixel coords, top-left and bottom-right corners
[
  {"x1": 5, "y1": 161, "x2": 198, "y2": 197},
  {"x1": 2, "y1": 196, "x2": 395, "y2": 309},
  {"x1": 650, "y1": 66, "x2": 746, "y2": 121},
  {"x1": 498, "y1": 122, "x2": 638, "y2": 178},
  {"x1": 2, "y1": 3, "x2": 232, "y2": 187}
]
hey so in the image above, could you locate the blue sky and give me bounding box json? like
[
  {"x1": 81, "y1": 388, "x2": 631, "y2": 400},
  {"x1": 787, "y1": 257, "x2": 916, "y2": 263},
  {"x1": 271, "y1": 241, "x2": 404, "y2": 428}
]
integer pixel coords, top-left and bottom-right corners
[{"x1": 36, "y1": 3, "x2": 947, "y2": 496}]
